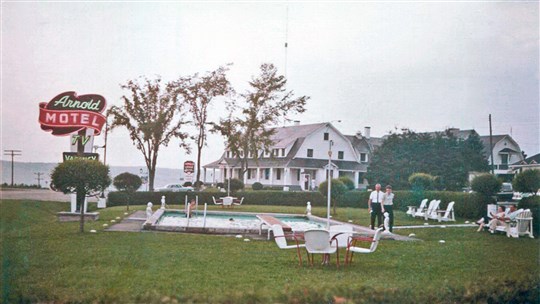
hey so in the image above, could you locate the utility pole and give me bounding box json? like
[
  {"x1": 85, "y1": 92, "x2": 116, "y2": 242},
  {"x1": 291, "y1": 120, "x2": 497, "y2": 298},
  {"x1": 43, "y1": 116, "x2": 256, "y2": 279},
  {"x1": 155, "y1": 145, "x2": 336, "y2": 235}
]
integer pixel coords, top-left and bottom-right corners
[
  {"x1": 34, "y1": 172, "x2": 45, "y2": 188},
  {"x1": 4, "y1": 150, "x2": 22, "y2": 186},
  {"x1": 489, "y1": 114, "x2": 494, "y2": 174}
]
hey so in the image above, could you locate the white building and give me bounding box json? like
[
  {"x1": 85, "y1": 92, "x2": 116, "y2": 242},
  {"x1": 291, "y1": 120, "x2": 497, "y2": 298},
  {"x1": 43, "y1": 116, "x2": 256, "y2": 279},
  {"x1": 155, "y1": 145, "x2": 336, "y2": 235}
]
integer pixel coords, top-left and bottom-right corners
[{"x1": 203, "y1": 122, "x2": 380, "y2": 190}]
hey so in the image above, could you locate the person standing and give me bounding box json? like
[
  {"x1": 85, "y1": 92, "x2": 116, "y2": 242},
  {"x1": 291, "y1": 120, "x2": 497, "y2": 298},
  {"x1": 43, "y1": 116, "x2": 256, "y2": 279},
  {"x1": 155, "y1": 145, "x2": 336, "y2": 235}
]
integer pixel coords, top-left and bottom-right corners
[
  {"x1": 382, "y1": 185, "x2": 395, "y2": 232},
  {"x1": 368, "y1": 184, "x2": 384, "y2": 230}
]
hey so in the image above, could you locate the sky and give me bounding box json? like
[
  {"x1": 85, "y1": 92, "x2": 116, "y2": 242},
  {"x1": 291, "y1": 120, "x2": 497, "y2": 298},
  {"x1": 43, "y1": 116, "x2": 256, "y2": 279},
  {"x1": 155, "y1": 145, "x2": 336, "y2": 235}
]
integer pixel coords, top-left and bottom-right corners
[{"x1": 1, "y1": 1, "x2": 539, "y2": 172}]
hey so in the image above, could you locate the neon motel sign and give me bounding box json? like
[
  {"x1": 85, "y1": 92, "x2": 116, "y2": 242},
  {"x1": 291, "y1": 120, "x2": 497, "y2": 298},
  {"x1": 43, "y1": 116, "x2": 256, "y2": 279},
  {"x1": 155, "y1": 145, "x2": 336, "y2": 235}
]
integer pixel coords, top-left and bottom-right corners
[{"x1": 38, "y1": 91, "x2": 107, "y2": 136}]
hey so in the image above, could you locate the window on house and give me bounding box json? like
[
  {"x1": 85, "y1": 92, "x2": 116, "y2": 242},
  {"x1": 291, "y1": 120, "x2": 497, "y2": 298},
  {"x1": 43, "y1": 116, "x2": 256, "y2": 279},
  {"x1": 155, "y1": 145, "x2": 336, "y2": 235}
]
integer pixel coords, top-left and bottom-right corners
[
  {"x1": 307, "y1": 149, "x2": 314, "y2": 158},
  {"x1": 297, "y1": 170, "x2": 300, "y2": 181},
  {"x1": 324, "y1": 132, "x2": 329, "y2": 141},
  {"x1": 273, "y1": 149, "x2": 279, "y2": 157},
  {"x1": 281, "y1": 149, "x2": 285, "y2": 157},
  {"x1": 501, "y1": 154, "x2": 509, "y2": 164},
  {"x1": 239, "y1": 150, "x2": 244, "y2": 157},
  {"x1": 338, "y1": 151, "x2": 344, "y2": 160},
  {"x1": 265, "y1": 168, "x2": 270, "y2": 180},
  {"x1": 264, "y1": 150, "x2": 270, "y2": 158},
  {"x1": 360, "y1": 153, "x2": 368, "y2": 162},
  {"x1": 226, "y1": 151, "x2": 231, "y2": 158},
  {"x1": 247, "y1": 169, "x2": 252, "y2": 179},
  {"x1": 276, "y1": 169, "x2": 281, "y2": 180}
]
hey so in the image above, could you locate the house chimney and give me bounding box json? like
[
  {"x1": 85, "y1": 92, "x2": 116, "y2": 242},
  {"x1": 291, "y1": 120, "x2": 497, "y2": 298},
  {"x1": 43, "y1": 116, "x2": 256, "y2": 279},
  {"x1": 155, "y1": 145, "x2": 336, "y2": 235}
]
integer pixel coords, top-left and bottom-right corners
[
  {"x1": 355, "y1": 130, "x2": 363, "y2": 139},
  {"x1": 294, "y1": 120, "x2": 300, "y2": 126},
  {"x1": 364, "y1": 126, "x2": 371, "y2": 139}
]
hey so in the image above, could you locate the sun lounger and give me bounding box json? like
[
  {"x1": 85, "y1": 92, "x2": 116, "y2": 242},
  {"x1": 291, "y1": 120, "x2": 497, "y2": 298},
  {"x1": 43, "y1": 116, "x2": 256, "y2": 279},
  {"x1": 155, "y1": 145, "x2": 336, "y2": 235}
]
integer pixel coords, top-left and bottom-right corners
[{"x1": 257, "y1": 215, "x2": 292, "y2": 239}]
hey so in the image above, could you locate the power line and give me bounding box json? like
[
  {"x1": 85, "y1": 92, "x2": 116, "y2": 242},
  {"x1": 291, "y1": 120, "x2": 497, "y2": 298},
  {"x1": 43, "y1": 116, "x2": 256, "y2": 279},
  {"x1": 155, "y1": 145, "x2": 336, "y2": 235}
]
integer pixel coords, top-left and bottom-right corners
[
  {"x1": 34, "y1": 172, "x2": 45, "y2": 188},
  {"x1": 3, "y1": 149, "x2": 22, "y2": 186}
]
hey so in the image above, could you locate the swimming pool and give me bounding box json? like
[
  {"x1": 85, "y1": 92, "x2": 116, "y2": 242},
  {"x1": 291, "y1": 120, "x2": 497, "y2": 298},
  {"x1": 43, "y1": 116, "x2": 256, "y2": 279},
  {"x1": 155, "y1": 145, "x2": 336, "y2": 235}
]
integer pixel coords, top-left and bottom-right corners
[{"x1": 144, "y1": 209, "x2": 328, "y2": 235}]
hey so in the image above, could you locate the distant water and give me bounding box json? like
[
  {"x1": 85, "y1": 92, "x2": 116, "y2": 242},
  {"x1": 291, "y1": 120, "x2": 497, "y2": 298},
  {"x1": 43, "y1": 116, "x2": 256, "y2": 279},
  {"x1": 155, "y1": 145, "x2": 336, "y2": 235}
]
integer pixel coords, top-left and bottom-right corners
[{"x1": 0, "y1": 160, "x2": 212, "y2": 189}]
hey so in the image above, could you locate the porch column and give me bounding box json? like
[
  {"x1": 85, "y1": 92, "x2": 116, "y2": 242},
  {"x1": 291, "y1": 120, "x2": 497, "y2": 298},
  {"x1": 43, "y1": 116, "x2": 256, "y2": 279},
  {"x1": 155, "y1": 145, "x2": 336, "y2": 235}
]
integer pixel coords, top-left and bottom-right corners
[
  {"x1": 256, "y1": 168, "x2": 260, "y2": 182},
  {"x1": 243, "y1": 168, "x2": 248, "y2": 185},
  {"x1": 354, "y1": 171, "x2": 359, "y2": 189},
  {"x1": 283, "y1": 168, "x2": 289, "y2": 186},
  {"x1": 269, "y1": 168, "x2": 274, "y2": 186}
]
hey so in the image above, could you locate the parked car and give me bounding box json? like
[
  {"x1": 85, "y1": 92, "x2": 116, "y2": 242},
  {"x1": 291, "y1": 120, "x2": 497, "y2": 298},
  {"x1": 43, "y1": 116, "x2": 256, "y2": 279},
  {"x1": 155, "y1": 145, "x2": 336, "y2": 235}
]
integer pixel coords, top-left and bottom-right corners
[
  {"x1": 497, "y1": 182, "x2": 514, "y2": 201},
  {"x1": 156, "y1": 184, "x2": 194, "y2": 192}
]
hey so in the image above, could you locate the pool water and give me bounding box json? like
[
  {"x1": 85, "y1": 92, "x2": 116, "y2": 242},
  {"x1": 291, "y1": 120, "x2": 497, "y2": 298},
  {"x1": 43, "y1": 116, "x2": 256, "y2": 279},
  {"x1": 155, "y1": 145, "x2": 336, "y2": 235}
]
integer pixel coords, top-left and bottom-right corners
[{"x1": 157, "y1": 211, "x2": 326, "y2": 232}]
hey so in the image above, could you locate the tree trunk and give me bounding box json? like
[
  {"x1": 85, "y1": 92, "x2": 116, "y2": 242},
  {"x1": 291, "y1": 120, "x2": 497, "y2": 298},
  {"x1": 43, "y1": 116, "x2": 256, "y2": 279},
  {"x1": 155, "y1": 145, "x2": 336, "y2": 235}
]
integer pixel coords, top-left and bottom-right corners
[
  {"x1": 196, "y1": 144, "x2": 202, "y2": 188},
  {"x1": 77, "y1": 188, "x2": 86, "y2": 233}
]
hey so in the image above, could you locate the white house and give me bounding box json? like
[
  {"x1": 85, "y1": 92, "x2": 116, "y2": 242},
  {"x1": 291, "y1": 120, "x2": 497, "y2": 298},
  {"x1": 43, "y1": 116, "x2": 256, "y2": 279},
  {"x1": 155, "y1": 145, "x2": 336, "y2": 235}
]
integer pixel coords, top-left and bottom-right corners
[
  {"x1": 479, "y1": 134, "x2": 524, "y2": 178},
  {"x1": 203, "y1": 122, "x2": 380, "y2": 190},
  {"x1": 510, "y1": 153, "x2": 540, "y2": 174}
]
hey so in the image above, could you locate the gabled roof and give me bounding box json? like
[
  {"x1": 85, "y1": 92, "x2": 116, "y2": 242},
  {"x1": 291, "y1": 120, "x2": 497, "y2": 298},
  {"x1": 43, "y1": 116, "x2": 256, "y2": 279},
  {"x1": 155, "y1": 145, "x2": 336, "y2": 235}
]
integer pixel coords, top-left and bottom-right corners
[
  {"x1": 511, "y1": 153, "x2": 540, "y2": 166},
  {"x1": 479, "y1": 135, "x2": 521, "y2": 157},
  {"x1": 270, "y1": 123, "x2": 327, "y2": 148}
]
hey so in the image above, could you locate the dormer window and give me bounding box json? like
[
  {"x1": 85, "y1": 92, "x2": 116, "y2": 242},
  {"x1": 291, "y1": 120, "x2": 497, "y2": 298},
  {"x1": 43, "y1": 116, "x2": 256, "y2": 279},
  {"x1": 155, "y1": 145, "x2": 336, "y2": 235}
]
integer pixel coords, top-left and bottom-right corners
[
  {"x1": 307, "y1": 149, "x2": 314, "y2": 158},
  {"x1": 338, "y1": 151, "x2": 344, "y2": 160},
  {"x1": 264, "y1": 150, "x2": 270, "y2": 158},
  {"x1": 360, "y1": 153, "x2": 368, "y2": 162},
  {"x1": 281, "y1": 148, "x2": 285, "y2": 157}
]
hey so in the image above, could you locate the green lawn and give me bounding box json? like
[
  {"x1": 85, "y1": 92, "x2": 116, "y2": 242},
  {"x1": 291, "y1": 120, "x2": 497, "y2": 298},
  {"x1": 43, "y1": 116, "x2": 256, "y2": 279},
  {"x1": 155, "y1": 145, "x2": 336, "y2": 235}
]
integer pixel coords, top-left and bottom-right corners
[{"x1": 1, "y1": 200, "x2": 538, "y2": 303}]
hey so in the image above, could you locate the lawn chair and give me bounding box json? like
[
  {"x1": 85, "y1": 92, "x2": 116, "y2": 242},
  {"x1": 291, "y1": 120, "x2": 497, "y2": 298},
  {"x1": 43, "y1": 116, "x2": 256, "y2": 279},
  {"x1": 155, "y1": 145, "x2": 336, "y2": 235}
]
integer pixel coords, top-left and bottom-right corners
[
  {"x1": 407, "y1": 199, "x2": 427, "y2": 217},
  {"x1": 435, "y1": 201, "x2": 455, "y2": 222},
  {"x1": 329, "y1": 225, "x2": 354, "y2": 248},
  {"x1": 515, "y1": 209, "x2": 534, "y2": 238},
  {"x1": 424, "y1": 200, "x2": 441, "y2": 221},
  {"x1": 212, "y1": 196, "x2": 223, "y2": 206},
  {"x1": 345, "y1": 228, "x2": 383, "y2": 266},
  {"x1": 232, "y1": 197, "x2": 244, "y2": 206},
  {"x1": 414, "y1": 199, "x2": 435, "y2": 218},
  {"x1": 304, "y1": 229, "x2": 339, "y2": 267},
  {"x1": 271, "y1": 224, "x2": 305, "y2": 266}
]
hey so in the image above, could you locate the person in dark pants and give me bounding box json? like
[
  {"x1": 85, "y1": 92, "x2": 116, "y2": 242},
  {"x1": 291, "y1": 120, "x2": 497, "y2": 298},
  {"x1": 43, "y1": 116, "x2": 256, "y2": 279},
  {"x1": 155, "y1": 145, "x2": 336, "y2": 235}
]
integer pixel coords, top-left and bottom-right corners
[
  {"x1": 368, "y1": 184, "x2": 384, "y2": 230},
  {"x1": 382, "y1": 185, "x2": 395, "y2": 232}
]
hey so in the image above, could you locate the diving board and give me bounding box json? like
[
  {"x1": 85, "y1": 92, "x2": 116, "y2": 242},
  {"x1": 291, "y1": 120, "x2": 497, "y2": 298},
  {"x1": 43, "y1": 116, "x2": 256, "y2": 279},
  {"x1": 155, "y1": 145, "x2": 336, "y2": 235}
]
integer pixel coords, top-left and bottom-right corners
[{"x1": 257, "y1": 215, "x2": 292, "y2": 239}]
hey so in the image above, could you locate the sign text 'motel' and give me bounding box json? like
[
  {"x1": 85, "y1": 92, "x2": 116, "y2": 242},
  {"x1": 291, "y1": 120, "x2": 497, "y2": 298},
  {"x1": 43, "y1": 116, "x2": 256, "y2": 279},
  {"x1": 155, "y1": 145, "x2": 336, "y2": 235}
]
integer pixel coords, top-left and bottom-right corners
[{"x1": 39, "y1": 91, "x2": 107, "y2": 136}]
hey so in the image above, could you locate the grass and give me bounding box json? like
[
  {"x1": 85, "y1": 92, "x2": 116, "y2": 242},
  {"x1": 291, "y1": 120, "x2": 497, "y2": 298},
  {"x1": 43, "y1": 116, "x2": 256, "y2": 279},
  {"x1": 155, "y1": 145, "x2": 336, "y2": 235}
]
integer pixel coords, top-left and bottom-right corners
[{"x1": 1, "y1": 200, "x2": 539, "y2": 303}]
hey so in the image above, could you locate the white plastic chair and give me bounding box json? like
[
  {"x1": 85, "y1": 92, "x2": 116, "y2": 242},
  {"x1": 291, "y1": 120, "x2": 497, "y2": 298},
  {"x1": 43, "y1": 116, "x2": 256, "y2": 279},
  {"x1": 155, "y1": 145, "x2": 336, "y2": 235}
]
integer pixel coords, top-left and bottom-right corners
[
  {"x1": 271, "y1": 224, "x2": 305, "y2": 265},
  {"x1": 212, "y1": 196, "x2": 223, "y2": 206},
  {"x1": 345, "y1": 228, "x2": 384, "y2": 265},
  {"x1": 232, "y1": 197, "x2": 244, "y2": 206},
  {"x1": 304, "y1": 229, "x2": 339, "y2": 267},
  {"x1": 413, "y1": 199, "x2": 432, "y2": 218},
  {"x1": 329, "y1": 225, "x2": 354, "y2": 248}
]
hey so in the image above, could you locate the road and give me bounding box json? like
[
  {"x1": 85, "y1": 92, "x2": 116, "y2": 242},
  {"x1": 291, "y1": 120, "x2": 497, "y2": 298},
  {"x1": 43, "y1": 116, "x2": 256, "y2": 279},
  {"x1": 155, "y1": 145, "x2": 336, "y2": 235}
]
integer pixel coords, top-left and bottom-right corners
[{"x1": 0, "y1": 188, "x2": 100, "y2": 202}]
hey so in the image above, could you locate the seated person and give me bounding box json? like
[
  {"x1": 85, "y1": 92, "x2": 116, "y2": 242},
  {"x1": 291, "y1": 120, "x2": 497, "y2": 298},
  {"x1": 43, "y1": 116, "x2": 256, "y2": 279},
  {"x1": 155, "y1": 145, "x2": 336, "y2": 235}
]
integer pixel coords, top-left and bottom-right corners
[
  {"x1": 480, "y1": 206, "x2": 505, "y2": 232},
  {"x1": 488, "y1": 204, "x2": 520, "y2": 233}
]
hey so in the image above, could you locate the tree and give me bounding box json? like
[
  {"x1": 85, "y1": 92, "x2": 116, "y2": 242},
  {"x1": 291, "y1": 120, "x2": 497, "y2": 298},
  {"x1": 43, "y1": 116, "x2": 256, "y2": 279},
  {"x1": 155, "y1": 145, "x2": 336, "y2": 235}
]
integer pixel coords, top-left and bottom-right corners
[
  {"x1": 113, "y1": 172, "x2": 142, "y2": 211},
  {"x1": 319, "y1": 179, "x2": 348, "y2": 215},
  {"x1": 51, "y1": 159, "x2": 111, "y2": 233},
  {"x1": 172, "y1": 65, "x2": 233, "y2": 187},
  {"x1": 214, "y1": 63, "x2": 308, "y2": 178},
  {"x1": 366, "y1": 129, "x2": 489, "y2": 190},
  {"x1": 471, "y1": 174, "x2": 501, "y2": 198},
  {"x1": 108, "y1": 77, "x2": 190, "y2": 191},
  {"x1": 513, "y1": 170, "x2": 540, "y2": 194},
  {"x1": 408, "y1": 173, "x2": 434, "y2": 191},
  {"x1": 338, "y1": 176, "x2": 355, "y2": 191}
]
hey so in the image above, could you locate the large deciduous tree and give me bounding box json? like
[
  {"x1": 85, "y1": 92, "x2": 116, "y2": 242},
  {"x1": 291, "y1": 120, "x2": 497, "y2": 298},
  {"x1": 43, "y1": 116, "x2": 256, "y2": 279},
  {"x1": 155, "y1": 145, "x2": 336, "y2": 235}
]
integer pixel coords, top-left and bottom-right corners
[
  {"x1": 366, "y1": 129, "x2": 489, "y2": 190},
  {"x1": 214, "y1": 63, "x2": 309, "y2": 177},
  {"x1": 108, "y1": 77, "x2": 190, "y2": 191},
  {"x1": 51, "y1": 159, "x2": 111, "y2": 233},
  {"x1": 171, "y1": 66, "x2": 233, "y2": 187}
]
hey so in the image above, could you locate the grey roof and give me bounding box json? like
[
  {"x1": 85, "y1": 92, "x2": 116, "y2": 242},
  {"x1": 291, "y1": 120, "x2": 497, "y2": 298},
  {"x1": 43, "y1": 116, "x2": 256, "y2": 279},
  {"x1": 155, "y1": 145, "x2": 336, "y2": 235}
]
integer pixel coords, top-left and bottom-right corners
[
  {"x1": 270, "y1": 123, "x2": 327, "y2": 148},
  {"x1": 511, "y1": 153, "x2": 540, "y2": 166},
  {"x1": 288, "y1": 158, "x2": 368, "y2": 171},
  {"x1": 479, "y1": 135, "x2": 520, "y2": 157}
]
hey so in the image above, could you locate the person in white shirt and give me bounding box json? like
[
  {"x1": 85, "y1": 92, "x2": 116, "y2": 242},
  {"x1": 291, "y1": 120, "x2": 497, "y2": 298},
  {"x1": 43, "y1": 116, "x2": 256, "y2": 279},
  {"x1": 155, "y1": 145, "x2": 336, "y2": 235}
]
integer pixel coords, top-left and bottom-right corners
[
  {"x1": 382, "y1": 185, "x2": 395, "y2": 232},
  {"x1": 368, "y1": 184, "x2": 384, "y2": 230}
]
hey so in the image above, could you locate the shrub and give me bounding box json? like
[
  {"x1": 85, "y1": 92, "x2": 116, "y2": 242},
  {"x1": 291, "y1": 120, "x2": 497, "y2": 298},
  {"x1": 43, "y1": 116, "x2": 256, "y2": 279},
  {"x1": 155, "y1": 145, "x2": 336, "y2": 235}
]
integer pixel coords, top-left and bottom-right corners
[
  {"x1": 183, "y1": 181, "x2": 193, "y2": 187},
  {"x1": 113, "y1": 172, "x2": 142, "y2": 211},
  {"x1": 193, "y1": 181, "x2": 205, "y2": 189},
  {"x1": 408, "y1": 173, "x2": 434, "y2": 191},
  {"x1": 513, "y1": 170, "x2": 540, "y2": 194},
  {"x1": 338, "y1": 177, "x2": 355, "y2": 190},
  {"x1": 471, "y1": 174, "x2": 501, "y2": 198},
  {"x1": 216, "y1": 182, "x2": 224, "y2": 189},
  {"x1": 224, "y1": 178, "x2": 244, "y2": 193},
  {"x1": 252, "y1": 182, "x2": 264, "y2": 190}
]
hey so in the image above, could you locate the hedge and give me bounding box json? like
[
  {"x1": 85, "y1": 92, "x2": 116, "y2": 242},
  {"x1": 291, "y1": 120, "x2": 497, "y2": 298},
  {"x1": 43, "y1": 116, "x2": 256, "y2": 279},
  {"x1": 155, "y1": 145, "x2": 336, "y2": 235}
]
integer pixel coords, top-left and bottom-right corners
[{"x1": 108, "y1": 190, "x2": 494, "y2": 219}]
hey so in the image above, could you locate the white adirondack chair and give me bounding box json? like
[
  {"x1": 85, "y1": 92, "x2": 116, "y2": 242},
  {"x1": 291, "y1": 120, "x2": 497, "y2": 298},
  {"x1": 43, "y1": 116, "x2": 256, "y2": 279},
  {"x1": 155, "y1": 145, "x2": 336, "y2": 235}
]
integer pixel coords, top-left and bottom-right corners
[
  {"x1": 413, "y1": 199, "x2": 433, "y2": 218},
  {"x1": 435, "y1": 201, "x2": 455, "y2": 222},
  {"x1": 407, "y1": 199, "x2": 427, "y2": 216},
  {"x1": 515, "y1": 209, "x2": 534, "y2": 238},
  {"x1": 424, "y1": 200, "x2": 441, "y2": 220}
]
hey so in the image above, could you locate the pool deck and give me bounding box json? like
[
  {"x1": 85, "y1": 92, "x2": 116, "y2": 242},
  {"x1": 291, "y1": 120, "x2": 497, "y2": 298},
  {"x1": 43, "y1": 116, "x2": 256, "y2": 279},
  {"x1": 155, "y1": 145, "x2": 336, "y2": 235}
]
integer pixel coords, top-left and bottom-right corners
[{"x1": 105, "y1": 210, "x2": 418, "y2": 241}]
